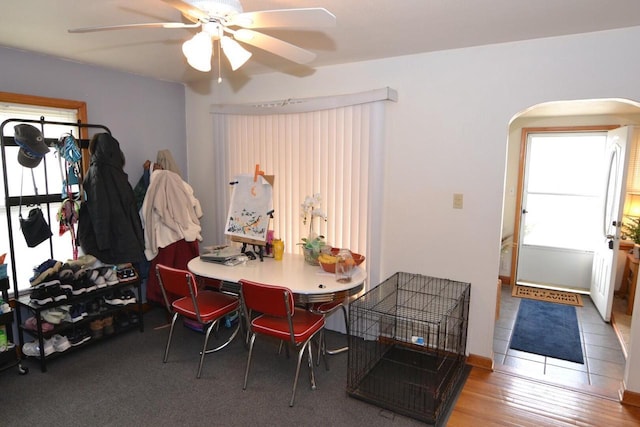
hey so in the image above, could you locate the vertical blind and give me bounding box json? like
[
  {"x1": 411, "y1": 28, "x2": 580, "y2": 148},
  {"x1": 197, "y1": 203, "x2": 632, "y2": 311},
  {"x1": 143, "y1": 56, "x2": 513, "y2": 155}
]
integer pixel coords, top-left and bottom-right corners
[{"x1": 211, "y1": 88, "x2": 396, "y2": 293}]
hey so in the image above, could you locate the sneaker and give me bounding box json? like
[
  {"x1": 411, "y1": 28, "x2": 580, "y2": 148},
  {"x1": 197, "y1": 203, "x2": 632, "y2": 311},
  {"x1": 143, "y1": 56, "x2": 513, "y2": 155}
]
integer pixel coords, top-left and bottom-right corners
[
  {"x1": 51, "y1": 334, "x2": 71, "y2": 352},
  {"x1": 93, "y1": 274, "x2": 107, "y2": 289},
  {"x1": 87, "y1": 298, "x2": 102, "y2": 316},
  {"x1": 74, "y1": 268, "x2": 97, "y2": 293},
  {"x1": 31, "y1": 259, "x2": 58, "y2": 278},
  {"x1": 66, "y1": 255, "x2": 97, "y2": 269},
  {"x1": 29, "y1": 259, "x2": 61, "y2": 284},
  {"x1": 102, "y1": 266, "x2": 119, "y2": 286},
  {"x1": 104, "y1": 291, "x2": 125, "y2": 306},
  {"x1": 29, "y1": 286, "x2": 53, "y2": 305},
  {"x1": 68, "y1": 328, "x2": 91, "y2": 346},
  {"x1": 41, "y1": 307, "x2": 66, "y2": 324},
  {"x1": 121, "y1": 289, "x2": 137, "y2": 305},
  {"x1": 30, "y1": 261, "x2": 62, "y2": 287},
  {"x1": 67, "y1": 277, "x2": 87, "y2": 296},
  {"x1": 22, "y1": 338, "x2": 55, "y2": 357},
  {"x1": 66, "y1": 304, "x2": 86, "y2": 323}
]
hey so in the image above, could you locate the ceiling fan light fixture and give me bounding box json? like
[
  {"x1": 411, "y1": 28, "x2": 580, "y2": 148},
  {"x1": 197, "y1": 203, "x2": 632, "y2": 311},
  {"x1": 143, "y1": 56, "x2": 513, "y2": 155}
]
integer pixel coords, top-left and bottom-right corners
[
  {"x1": 182, "y1": 31, "x2": 213, "y2": 72},
  {"x1": 221, "y1": 36, "x2": 252, "y2": 70}
]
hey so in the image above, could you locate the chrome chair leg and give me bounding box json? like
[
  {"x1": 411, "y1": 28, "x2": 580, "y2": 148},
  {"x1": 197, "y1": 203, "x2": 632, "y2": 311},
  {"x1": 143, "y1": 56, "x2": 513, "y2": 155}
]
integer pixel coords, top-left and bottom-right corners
[
  {"x1": 163, "y1": 312, "x2": 179, "y2": 363},
  {"x1": 316, "y1": 302, "x2": 349, "y2": 370},
  {"x1": 203, "y1": 319, "x2": 241, "y2": 354},
  {"x1": 290, "y1": 338, "x2": 316, "y2": 407},
  {"x1": 326, "y1": 303, "x2": 349, "y2": 355},
  {"x1": 243, "y1": 333, "x2": 256, "y2": 390}
]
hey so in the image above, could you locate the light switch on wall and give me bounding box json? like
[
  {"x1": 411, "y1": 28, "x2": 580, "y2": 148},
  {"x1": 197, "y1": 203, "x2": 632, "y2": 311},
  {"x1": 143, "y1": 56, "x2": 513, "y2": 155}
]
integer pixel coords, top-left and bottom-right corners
[{"x1": 453, "y1": 193, "x2": 463, "y2": 209}]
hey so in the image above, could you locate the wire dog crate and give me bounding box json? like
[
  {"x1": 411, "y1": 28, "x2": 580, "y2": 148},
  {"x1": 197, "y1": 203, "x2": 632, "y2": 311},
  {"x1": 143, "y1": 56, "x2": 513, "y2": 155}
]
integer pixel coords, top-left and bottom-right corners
[{"x1": 346, "y1": 272, "x2": 470, "y2": 424}]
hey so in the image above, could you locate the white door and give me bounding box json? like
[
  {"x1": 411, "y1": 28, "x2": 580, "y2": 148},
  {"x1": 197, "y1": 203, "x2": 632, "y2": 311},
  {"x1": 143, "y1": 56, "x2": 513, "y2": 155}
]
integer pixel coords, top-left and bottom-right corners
[
  {"x1": 591, "y1": 126, "x2": 634, "y2": 321},
  {"x1": 516, "y1": 132, "x2": 606, "y2": 290}
]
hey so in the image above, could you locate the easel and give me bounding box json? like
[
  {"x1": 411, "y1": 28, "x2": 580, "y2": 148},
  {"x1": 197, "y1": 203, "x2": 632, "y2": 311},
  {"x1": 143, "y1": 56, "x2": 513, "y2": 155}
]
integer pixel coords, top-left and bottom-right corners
[{"x1": 229, "y1": 165, "x2": 274, "y2": 261}]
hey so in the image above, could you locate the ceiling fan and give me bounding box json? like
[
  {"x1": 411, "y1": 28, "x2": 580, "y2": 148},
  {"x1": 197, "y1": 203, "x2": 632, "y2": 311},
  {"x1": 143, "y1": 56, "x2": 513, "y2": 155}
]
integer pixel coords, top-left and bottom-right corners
[{"x1": 68, "y1": 0, "x2": 336, "y2": 75}]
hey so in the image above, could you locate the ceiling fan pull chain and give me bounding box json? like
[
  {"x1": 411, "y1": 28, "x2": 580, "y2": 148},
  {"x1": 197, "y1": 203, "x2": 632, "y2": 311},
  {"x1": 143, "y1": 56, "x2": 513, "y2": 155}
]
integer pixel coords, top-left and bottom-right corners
[{"x1": 217, "y1": 40, "x2": 222, "y2": 83}]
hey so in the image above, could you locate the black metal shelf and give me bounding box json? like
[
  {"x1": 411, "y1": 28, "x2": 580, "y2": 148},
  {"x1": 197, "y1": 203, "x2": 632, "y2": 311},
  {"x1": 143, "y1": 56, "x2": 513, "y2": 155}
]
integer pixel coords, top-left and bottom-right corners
[{"x1": 16, "y1": 277, "x2": 144, "y2": 372}]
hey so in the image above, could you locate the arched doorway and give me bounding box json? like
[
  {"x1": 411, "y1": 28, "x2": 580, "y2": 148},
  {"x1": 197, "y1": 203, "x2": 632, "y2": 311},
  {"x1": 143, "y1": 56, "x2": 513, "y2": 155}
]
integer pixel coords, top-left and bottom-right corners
[{"x1": 495, "y1": 98, "x2": 640, "y2": 398}]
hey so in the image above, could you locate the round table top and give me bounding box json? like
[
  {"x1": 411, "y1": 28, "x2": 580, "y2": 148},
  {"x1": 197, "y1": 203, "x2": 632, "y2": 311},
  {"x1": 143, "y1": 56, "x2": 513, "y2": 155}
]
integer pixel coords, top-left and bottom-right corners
[{"x1": 188, "y1": 253, "x2": 367, "y2": 303}]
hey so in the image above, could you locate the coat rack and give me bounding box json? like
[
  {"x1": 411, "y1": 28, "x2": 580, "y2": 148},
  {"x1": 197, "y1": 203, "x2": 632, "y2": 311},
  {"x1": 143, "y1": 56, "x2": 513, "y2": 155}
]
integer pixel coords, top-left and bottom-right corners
[{"x1": 0, "y1": 116, "x2": 111, "y2": 348}]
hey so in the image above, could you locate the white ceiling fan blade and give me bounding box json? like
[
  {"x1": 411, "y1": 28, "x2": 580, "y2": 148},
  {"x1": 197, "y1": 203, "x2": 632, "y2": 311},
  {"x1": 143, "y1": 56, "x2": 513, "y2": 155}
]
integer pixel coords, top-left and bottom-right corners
[
  {"x1": 228, "y1": 8, "x2": 336, "y2": 29},
  {"x1": 162, "y1": 0, "x2": 211, "y2": 23},
  {"x1": 233, "y1": 29, "x2": 315, "y2": 64},
  {"x1": 68, "y1": 22, "x2": 200, "y2": 33}
]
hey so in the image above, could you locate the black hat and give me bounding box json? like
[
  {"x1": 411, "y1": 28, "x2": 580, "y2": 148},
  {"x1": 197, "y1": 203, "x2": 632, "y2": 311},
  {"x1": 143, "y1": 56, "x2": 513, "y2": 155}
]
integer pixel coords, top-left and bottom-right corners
[{"x1": 14, "y1": 124, "x2": 50, "y2": 168}]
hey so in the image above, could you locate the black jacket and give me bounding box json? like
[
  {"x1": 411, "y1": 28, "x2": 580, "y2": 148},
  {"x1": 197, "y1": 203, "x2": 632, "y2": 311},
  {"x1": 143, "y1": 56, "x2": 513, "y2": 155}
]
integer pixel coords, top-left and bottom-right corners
[{"x1": 77, "y1": 133, "x2": 144, "y2": 264}]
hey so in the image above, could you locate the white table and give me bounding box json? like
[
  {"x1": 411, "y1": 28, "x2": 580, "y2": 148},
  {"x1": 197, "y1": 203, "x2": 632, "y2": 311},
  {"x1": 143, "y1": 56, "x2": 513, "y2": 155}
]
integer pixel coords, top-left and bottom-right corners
[{"x1": 188, "y1": 254, "x2": 367, "y2": 304}]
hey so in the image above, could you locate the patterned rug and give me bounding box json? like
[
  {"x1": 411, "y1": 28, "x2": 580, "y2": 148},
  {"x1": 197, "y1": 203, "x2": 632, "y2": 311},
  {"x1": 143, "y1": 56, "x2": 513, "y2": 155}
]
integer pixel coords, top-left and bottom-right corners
[{"x1": 512, "y1": 285, "x2": 583, "y2": 307}]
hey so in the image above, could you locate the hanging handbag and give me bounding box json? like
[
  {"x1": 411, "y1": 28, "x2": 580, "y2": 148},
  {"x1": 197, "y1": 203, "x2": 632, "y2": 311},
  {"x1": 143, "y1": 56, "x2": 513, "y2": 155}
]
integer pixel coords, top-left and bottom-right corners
[{"x1": 19, "y1": 168, "x2": 52, "y2": 248}]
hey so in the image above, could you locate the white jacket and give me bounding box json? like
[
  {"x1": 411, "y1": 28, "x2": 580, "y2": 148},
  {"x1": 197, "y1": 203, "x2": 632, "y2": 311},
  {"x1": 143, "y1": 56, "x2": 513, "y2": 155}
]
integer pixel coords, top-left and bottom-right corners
[{"x1": 140, "y1": 169, "x2": 203, "y2": 260}]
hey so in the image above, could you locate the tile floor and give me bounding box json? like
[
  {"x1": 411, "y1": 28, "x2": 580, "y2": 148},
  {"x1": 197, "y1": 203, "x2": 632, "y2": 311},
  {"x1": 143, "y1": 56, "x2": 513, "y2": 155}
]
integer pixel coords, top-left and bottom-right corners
[{"x1": 493, "y1": 284, "x2": 626, "y2": 399}]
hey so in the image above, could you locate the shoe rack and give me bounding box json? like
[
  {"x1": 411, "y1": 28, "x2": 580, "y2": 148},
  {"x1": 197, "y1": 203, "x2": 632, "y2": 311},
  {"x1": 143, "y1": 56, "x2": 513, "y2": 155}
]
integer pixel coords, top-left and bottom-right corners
[
  {"x1": 16, "y1": 267, "x2": 144, "y2": 372},
  {"x1": 0, "y1": 276, "x2": 28, "y2": 375}
]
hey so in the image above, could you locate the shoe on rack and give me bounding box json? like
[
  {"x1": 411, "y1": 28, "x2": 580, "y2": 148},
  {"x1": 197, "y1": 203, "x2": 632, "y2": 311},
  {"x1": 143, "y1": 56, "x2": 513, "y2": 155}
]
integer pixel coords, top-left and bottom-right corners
[
  {"x1": 93, "y1": 274, "x2": 107, "y2": 289},
  {"x1": 86, "y1": 298, "x2": 102, "y2": 316},
  {"x1": 33, "y1": 279, "x2": 67, "y2": 302},
  {"x1": 30, "y1": 259, "x2": 58, "y2": 278},
  {"x1": 67, "y1": 304, "x2": 87, "y2": 322},
  {"x1": 22, "y1": 338, "x2": 55, "y2": 357},
  {"x1": 103, "y1": 316, "x2": 115, "y2": 335},
  {"x1": 41, "y1": 307, "x2": 66, "y2": 324},
  {"x1": 29, "y1": 286, "x2": 53, "y2": 305},
  {"x1": 51, "y1": 334, "x2": 71, "y2": 352},
  {"x1": 74, "y1": 268, "x2": 97, "y2": 293},
  {"x1": 99, "y1": 266, "x2": 119, "y2": 286},
  {"x1": 68, "y1": 328, "x2": 91, "y2": 346},
  {"x1": 24, "y1": 316, "x2": 54, "y2": 333},
  {"x1": 121, "y1": 289, "x2": 137, "y2": 305},
  {"x1": 66, "y1": 255, "x2": 98, "y2": 269},
  {"x1": 29, "y1": 259, "x2": 61, "y2": 284},
  {"x1": 29, "y1": 280, "x2": 65, "y2": 305},
  {"x1": 90, "y1": 318, "x2": 104, "y2": 339},
  {"x1": 104, "y1": 291, "x2": 125, "y2": 306}
]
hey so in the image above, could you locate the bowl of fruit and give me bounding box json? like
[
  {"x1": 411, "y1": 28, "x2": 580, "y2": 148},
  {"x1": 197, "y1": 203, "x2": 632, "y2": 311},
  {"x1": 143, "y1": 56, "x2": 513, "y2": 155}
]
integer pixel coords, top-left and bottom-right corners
[{"x1": 318, "y1": 248, "x2": 365, "y2": 273}]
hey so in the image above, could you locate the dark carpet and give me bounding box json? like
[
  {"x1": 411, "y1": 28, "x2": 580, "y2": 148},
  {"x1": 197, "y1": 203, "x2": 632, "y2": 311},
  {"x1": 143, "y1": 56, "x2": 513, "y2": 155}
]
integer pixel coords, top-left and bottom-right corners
[
  {"x1": 509, "y1": 299, "x2": 584, "y2": 364},
  {"x1": 1, "y1": 307, "x2": 449, "y2": 426}
]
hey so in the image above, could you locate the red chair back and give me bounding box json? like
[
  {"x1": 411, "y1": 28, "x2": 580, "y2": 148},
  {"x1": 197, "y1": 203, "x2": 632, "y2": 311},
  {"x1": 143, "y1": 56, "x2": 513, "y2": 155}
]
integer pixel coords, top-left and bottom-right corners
[
  {"x1": 155, "y1": 264, "x2": 201, "y2": 318},
  {"x1": 240, "y1": 279, "x2": 294, "y2": 318}
]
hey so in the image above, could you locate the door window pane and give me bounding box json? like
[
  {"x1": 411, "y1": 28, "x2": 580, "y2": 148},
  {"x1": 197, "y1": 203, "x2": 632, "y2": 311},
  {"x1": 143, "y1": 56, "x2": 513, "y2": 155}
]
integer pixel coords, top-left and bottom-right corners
[{"x1": 522, "y1": 194, "x2": 600, "y2": 250}]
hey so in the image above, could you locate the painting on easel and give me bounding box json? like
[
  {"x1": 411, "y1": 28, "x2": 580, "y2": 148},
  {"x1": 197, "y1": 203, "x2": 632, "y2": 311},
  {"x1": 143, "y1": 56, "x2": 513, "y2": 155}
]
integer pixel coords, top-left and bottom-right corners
[{"x1": 225, "y1": 172, "x2": 273, "y2": 242}]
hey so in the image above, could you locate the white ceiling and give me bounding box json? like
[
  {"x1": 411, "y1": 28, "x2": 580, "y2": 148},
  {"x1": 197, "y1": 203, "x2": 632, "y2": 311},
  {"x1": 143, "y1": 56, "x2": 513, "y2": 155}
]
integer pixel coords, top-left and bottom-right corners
[{"x1": 3, "y1": 0, "x2": 640, "y2": 85}]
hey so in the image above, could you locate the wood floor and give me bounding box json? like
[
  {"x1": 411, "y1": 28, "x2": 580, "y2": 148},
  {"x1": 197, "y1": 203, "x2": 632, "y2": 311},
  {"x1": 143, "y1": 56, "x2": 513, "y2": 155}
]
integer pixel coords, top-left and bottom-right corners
[{"x1": 447, "y1": 367, "x2": 640, "y2": 426}]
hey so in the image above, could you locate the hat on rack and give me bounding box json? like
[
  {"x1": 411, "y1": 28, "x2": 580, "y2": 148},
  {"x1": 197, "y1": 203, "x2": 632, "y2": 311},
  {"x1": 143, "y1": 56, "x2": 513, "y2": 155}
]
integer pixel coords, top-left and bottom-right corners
[{"x1": 14, "y1": 124, "x2": 50, "y2": 168}]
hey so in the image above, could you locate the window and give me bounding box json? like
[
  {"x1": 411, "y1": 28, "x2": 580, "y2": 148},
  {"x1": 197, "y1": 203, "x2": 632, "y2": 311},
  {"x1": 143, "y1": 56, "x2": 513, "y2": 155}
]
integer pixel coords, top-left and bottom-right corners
[
  {"x1": 211, "y1": 89, "x2": 395, "y2": 292},
  {"x1": 0, "y1": 92, "x2": 87, "y2": 295}
]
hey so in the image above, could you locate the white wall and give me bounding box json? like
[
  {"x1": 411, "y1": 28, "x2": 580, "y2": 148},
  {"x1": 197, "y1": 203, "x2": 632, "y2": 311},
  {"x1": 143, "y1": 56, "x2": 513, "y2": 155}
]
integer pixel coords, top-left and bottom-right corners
[{"x1": 185, "y1": 26, "x2": 640, "y2": 392}]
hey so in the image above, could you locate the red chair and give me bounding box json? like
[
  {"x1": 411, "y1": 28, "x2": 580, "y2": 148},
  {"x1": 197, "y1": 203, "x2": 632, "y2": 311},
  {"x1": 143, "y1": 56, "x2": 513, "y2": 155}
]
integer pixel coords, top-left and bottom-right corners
[
  {"x1": 240, "y1": 279, "x2": 325, "y2": 407},
  {"x1": 155, "y1": 264, "x2": 240, "y2": 379}
]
